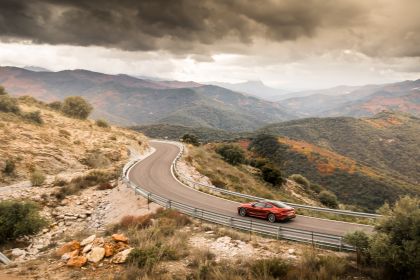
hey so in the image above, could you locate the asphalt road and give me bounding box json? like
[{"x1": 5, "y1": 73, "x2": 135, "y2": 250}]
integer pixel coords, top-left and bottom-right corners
[{"x1": 128, "y1": 141, "x2": 373, "y2": 237}]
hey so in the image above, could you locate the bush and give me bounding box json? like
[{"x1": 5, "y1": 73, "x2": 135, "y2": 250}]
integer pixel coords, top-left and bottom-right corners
[
  {"x1": 82, "y1": 150, "x2": 110, "y2": 168},
  {"x1": 182, "y1": 134, "x2": 199, "y2": 146},
  {"x1": 0, "y1": 200, "x2": 46, "y2": 244},
  {"x1": 261, "y1": 164, "x2": 284, "y2": 186},
  {"x1": 48, "y1": 101, "x2": 62, "y2": 111},
  {"x1": 319, "y1": 190, "x2": 338, "y2": 208},
  {"x1": 3, "y1": 159, "x2": 15, "y2": 175},
  {"x1": 23, "y1": 110, "x2": 43, "y2": 124},
  {"x1": 289, "y1": 174, "x2": 310, "y2": 188},
  {"x1": 96, "y1": 119, "x2": 109, "y2": 128},
  {"x1": 216, "y1": 144, "x2": 245, "y2": 165},
  {"x1": 0, "y1": 85, "x2": 6, "y2": 95},
  {"x1": 251, "y1": 258, "x2": 290, "y2": 278},
  {"x1": 61, "y1": 96, "x2": 93, "y2": 119},
  {"x1": 0, "y1": 94, "x2": 20, "y2": 114},
  {"x1": 119, "y1": 214, "x2": 153, "y2": 229},
  {"x1": 30, "y1": 170, "x2": 46, "y2": 186}
]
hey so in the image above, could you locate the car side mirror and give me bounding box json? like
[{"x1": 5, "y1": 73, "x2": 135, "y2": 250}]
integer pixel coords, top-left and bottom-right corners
[{"x1": 251, "y1": 204, "x2": 256, "y2": 207}]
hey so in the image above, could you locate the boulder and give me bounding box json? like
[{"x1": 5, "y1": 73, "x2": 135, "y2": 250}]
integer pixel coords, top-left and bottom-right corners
[
  {"x1": 80, "y1": 234, "x2": 96, "y2": 246},
  {"x1": 111, "y1": 248, "x2": 133, "y2": 264},
  {"x1": 56, "y1": 241, "x2": 81, "y2": 256},
  {"x1": 104, "y1": 243, "x2": 114, "y2": 257},
  {"x1": 92, "y1": 237, "x2": 105, "y2": 247},
  {"x1": 87, "y1": 247, "x2": 105, "y2": 263},
  {"x1": 67, "y1": 256, "x2": 87, "y2": 267},
  {"x1": 112, "y1": 234, "x2": 128, "y2": 243},
  {"x1": 114, "y1": 242, "x2": 129, "y2": 252}
]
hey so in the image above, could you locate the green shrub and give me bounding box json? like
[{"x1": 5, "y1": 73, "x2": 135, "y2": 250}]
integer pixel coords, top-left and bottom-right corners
[
  {"x1": 23, "y1": 110, "x2": 43, "y2": 124},
  {"x1": 30, "y1": 169, "x2": 46, "y2": 186},
  {"x1": 182, "y1": 134, "x2": 199, "y2": 146},
  {"x1": 82, "y1": 150, "x2": 111, "y2": 168},
  {"x1": 96, "y1": 119, "x2": 109, "y2": 128},
  {"x1": 61, "y1": 96, "x2": 93, "y2": 119},
  {"x1": 48, "y1": 101, "x2": 62, "y2": 111},
  {"x1": 0, "y1": 94, "x2": 20, "y2": 114},
  {"x1": 289, "y1": 174, "x2": 310, "y2": 188},
  {"x1": 216, "y1": 144, "x2": 245, "y2": 165},
  {"x1": 3, "y1": 159, "x2": 15, "y2": 175},
  {"x1": 261, "y1": 164, "x2": 284, "y2": 186},
  {"x1": 318, "y1": 190, "x2": 338, "y2": 208},
  {"x1": 0, "y1": 200, "x2": 46, "y2": 244}
]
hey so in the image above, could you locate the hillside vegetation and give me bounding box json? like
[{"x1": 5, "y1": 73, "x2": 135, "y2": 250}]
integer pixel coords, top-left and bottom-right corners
[
  {"x1": 249, "y1": 134, "x2": 419, "y2": 210},
  {"x1": 258, "y1": 111, "x2": 420, "y2": 185}
]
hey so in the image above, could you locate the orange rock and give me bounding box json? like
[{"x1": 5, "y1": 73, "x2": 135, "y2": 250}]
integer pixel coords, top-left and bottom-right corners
[
  {"x1": 56, "y1": 241, "x2": 81, "y2": 256},
  {"x1": 104, "y1": 243, "x2": 114, "y2": 257},
  {"x1": 61, "y1": 249, "x2": 79, "y2": 261},
  {"x1": 112, "y1": 234, "x2": 128, "y2": 243},
  {"x1": 67, "y1": 256, "x2": 87, "y2": 267}
]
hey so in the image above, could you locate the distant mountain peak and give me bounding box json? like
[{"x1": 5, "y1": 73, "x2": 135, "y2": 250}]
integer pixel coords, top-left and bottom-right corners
[{"x1": 23, "y1": 66, "x2": 51, "y2": 72}]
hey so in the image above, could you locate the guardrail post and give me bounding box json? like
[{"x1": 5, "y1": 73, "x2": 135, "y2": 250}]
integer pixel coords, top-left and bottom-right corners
[
  {"x1": 339, "y1": 237, "x2": 343, "y2": 252},
  {"x1": 277, "y1": 226, "x2": 281, "y2": 240},
  {"x1": 167, "y1": 200, "x2": 172, "y2": 209},
  {"x1": 311, "y1": 232, "x2": 314, "y2": 248},
  {"x1": 229, "y1": 217, "x2": 233, "y2": 228},
  {"x1": 147, "y1": 193, "x2": 151, "y2": 210}
]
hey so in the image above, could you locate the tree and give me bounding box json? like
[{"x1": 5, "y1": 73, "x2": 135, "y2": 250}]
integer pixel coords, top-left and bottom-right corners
[
  {"x1": 289, "y1": 174, "x2": 310, "y2": 188},
  {"x1": 318, "y1": 190, "x2": 338, "y2": 208},
  {"x1": 216, "y1": 144, "x2": 245, "y2": 165},
  {"x1": 61, "y1": 96, "x2": 93, "y2": 119},
  {"x1": 181, "y1": 134, "x2": 199, "y2": 146},
  {"x1": 368, "y1": 196, "x2": 420, "y2": 279},
  {"x1": 261, "y1": 164, "x2": 284, "y2": 186},
  {"x1": 0, "y1": 200, "x2": 46, "y2": 244},
  {"x1": 344, "y1": 230, "x2": 370, "y2": 267},
  {"x1": 249, "y1": 134, "x2": 280, "y2": 157}
]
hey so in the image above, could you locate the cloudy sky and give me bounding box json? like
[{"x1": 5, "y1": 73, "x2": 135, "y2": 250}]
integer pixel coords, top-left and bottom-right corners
[{"x1": 0, "y1": 0, "x2": 419, "y2": 90}]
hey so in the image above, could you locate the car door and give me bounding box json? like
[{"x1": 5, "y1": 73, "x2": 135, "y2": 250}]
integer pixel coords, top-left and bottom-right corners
[
  {"x1": 262, "y1": 203, "x2": 273, "y2": 218},
  {"x1": 251, "y1": 202, "x2": 266, "y2": 218}
]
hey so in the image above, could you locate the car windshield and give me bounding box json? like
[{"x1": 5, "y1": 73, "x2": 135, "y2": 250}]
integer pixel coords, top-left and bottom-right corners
[{"x1": 270, "y1": 201, "x2": 290, "y2": 208}]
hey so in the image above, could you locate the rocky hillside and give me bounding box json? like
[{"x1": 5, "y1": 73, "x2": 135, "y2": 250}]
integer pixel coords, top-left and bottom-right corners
[
  {"x1": 0, "y1": 96, "x2": 148, "y2": 187},
  {"x1": 0, "y1": 66, "x2": 294, "y2": 131}
]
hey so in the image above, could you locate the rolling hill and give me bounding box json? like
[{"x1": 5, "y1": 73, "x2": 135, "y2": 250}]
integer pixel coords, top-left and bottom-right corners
[
  {"x1": 0, "y1": 66, "x2": 295, "y2": 131},
  {"x1": 280, "y1": 80, "x2": 420, "y2": 117},
  {"x1": 249, "y1": 112, "x2": 420, "y2": 210}
]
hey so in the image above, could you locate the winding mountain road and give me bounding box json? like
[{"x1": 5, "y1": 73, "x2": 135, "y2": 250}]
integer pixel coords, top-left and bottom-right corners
[{"x1": 128, "y1": 141, "x2": 373, "y2": 237}]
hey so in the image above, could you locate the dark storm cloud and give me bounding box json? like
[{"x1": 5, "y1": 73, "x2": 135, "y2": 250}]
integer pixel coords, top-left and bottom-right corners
[{"x1": 0, "y1": 0, "x2": 418, "y2": 57}]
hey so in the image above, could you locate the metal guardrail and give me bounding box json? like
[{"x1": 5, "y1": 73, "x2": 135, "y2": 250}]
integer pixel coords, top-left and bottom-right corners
[
  {"x1": 122, "y1": 142, "x2": 355, "y2": 251},
  {"x1": 168, "y1": 141, "x2": 381, "y2": 219}
]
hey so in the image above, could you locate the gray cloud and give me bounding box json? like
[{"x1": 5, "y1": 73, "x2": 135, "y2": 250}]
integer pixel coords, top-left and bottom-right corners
[{"x1": 0, "y1": 0, "x2": 418, "y2": 58}]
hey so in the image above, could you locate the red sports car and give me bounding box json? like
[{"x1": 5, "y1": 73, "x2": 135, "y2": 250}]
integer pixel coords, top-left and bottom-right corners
[{"x1": 237, "y1": 201, "x2": 296, "y2": 223}]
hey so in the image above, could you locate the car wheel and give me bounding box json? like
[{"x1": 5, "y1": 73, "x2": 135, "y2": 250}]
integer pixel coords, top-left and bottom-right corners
[
  {"x1": 268, "y1": 213, "x2": 276, "y2": 223},
  {"x1": 239, "y1": 208, "x2": 247, "y2": 217}
]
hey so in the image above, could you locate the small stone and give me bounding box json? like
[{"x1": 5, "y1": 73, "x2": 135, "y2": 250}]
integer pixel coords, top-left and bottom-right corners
[
  {"x1": 112, "y1": 234, "x2": 128, "y2": 243},
  {"x1": 67, "y1": 256, "x2": 87, "y2": 267},
  {"x1": 87, "y1": 247, "x2": 105, "y2": 263},
  {"x1": 111, "y1": 248, "x2": 133, "y2": 264},
  {"x1": 288, "y1": 249, "x2": 296, "y2": 255}
]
